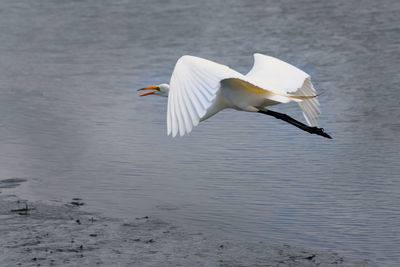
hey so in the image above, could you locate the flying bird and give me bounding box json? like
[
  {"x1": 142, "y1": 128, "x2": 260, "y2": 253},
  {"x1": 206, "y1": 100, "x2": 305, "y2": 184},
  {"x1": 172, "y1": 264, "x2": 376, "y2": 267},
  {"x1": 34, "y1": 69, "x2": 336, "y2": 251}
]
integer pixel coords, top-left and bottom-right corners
[{"x1": 138, "y1": 53, "x2": 331, "y2": 139}]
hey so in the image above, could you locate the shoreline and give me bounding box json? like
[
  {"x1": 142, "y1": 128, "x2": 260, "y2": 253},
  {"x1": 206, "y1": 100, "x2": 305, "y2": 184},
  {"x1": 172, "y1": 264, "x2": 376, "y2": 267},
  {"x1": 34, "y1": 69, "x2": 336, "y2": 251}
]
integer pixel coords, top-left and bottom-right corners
[{"x1": 0, "y1": 192, "x2": 370, "y2": 266}]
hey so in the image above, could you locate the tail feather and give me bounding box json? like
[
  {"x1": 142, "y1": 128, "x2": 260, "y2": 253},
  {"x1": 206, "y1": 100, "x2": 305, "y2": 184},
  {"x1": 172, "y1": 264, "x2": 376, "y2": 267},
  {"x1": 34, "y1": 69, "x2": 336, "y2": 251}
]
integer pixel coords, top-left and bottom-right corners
[{"x1": 293, "y1": 78, "x2": 321, "y2": 126}]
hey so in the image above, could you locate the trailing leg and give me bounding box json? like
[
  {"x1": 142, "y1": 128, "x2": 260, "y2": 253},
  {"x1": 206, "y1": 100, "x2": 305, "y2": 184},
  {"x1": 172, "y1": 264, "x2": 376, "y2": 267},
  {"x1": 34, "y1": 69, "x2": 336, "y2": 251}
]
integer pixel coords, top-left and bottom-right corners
[{"x1": 258, "y1": 109, "x2": 332, "y2": 139}]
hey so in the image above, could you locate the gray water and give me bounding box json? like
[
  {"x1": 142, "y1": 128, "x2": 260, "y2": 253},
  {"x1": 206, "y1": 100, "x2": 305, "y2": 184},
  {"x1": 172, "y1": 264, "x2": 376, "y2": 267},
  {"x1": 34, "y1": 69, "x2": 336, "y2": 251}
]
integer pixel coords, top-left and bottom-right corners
[{"x1": 1, "y1": 0, "x2": 399, "y2": 265}]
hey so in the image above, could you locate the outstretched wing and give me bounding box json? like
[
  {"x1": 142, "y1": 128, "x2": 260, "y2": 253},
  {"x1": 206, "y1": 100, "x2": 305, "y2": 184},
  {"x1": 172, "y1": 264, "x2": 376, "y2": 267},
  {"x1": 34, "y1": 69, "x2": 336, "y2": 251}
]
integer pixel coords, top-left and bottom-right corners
[
  {"x1": 246, "y1": 53, "x2": 321, "y2": 126},
  {"x1": 168, "y1": 55, "x2": 243, "y2": 137}
]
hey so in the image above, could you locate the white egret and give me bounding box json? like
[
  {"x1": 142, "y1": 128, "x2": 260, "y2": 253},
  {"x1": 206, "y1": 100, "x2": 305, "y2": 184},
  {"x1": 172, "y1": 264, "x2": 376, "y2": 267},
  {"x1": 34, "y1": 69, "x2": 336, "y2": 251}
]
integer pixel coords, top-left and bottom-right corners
[{"x1": 138, "y1": 53, "x2": 331, "y2": 139}]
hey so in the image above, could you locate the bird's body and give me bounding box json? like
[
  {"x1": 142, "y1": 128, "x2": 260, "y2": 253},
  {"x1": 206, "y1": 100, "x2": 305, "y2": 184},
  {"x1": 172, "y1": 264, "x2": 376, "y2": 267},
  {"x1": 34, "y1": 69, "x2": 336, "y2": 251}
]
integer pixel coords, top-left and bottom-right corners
[
  {"x1": 138, "y1": 53, "x2": 331, "y2": 139},
  {"x1": 202, "y1": 79, "x2": 280, "y2": 121}
]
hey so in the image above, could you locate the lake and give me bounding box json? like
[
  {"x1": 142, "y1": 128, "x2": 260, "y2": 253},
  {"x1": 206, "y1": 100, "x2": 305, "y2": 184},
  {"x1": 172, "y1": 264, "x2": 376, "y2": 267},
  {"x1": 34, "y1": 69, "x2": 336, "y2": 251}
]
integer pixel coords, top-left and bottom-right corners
[{"x1": 0, "y1": 0, "x2": 399, "y2": 265}]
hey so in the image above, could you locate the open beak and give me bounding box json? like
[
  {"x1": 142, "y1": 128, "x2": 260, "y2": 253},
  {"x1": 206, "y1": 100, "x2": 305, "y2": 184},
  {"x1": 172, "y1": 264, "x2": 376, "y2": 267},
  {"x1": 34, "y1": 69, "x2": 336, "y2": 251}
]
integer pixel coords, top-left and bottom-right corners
[{"x1": 138, "y1": 86, "x2": 160, "y2": 97}]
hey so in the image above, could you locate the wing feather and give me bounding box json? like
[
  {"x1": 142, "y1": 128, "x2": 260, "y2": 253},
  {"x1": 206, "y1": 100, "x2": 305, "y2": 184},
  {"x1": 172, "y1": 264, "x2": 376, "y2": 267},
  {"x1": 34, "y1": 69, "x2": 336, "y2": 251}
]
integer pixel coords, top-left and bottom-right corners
[
  {"x1": 167, "y1": 55, "x2": 242, "y2": 137},
  {"x1": 191, "y1": 69, "x2": 215, "y2": 101},
  {"x1": 246, "y1": 53, "x2": 322, "y2": 126},
  {"x1": 172, "y1": 81, "x2": 182, "y2": 136},
  {"x1": 180, "y1": 83, "x2": 199, "y2": 127},
  {"x1": 176, "y1": 92, "x2": 186, "y2": 136},
  {"x1": 184, "y1": 82, "x2": 204, "y2": 119},
  {"x1": 167, "y1": 85, "x2": 172, "y2": 135},
  {"x1": 189, "y1": 72, "x2": 214, "y2": 104},
  {"x1": 178, "y1": 85, "x2": 192, "y2": 134}
]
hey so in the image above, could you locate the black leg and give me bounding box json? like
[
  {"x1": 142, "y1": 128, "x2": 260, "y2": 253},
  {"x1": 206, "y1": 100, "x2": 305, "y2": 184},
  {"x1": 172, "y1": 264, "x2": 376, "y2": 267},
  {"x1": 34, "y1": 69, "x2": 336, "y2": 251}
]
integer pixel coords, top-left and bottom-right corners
[{"x1": 258, "y1": 109, "x2": 332, "y2": 139}]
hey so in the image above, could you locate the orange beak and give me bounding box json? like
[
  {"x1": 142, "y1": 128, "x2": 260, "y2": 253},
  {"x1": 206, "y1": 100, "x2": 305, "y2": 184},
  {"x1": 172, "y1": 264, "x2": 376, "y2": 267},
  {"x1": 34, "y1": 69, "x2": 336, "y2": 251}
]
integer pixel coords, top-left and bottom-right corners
[{"x1": 138, "y1": 86, "x2": 160, "y2": 97}]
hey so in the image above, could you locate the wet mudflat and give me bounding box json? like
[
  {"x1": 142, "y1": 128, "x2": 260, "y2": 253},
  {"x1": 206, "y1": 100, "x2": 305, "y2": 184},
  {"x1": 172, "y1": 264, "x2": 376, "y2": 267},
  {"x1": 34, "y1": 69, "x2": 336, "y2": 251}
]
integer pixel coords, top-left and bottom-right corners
[{"x1": 0, "y1": 195, "x2": 369, "y2": 267}]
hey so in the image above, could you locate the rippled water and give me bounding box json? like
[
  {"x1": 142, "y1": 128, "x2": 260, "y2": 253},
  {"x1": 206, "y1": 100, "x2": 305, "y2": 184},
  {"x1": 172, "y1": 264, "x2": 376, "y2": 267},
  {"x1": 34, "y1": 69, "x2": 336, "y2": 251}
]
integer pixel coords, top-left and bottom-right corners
[{"x1": 1, "y1": 0, "x2": 399, "y2": 265}]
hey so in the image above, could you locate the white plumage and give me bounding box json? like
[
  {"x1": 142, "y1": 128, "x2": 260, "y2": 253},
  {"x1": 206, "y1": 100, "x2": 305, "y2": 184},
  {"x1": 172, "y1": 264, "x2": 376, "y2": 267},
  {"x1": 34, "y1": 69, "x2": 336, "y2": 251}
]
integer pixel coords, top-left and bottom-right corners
[{"x1": 166, "y1": 53, "x2": 320, "y2": 137}]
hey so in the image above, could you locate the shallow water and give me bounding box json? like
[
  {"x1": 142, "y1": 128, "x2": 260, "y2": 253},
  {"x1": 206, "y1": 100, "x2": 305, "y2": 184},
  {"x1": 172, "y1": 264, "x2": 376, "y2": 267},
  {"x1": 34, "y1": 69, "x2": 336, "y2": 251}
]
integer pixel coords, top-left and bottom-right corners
[{"x1": 0, "y1": 0, "x2": 399, "y2": 265}]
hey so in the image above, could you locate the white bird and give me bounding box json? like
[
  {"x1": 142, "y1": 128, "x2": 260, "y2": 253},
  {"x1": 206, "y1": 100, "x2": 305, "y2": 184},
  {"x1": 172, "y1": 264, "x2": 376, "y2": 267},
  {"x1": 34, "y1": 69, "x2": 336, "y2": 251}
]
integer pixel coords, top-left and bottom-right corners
[{"x1": 138, "y1": 53, "x2": 331, "y2": 139}]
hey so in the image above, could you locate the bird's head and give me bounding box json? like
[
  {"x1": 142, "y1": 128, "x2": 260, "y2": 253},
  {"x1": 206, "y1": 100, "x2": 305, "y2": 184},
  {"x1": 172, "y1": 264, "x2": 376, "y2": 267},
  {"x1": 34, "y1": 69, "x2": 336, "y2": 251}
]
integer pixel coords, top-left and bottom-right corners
[{"x1": 138, "y1": 83, "x2": 169, "y2": 97}]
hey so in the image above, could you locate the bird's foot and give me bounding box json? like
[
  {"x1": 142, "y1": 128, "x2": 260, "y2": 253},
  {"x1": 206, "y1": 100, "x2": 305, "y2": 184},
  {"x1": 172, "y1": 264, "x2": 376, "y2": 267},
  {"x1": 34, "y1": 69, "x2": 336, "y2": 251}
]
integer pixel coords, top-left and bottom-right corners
[{"x1": 310, "y1": 127, "x2": 332, "y2": 139}]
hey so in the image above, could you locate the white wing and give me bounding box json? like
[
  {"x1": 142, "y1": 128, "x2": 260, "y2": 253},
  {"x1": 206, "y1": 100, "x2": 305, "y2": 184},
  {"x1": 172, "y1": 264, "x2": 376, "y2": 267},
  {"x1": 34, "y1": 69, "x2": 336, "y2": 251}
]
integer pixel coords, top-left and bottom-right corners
[
  {"x1": 246, "y1": 53, "x2": 321, "y2": 126},
  {"x1": 167, "y1": 55, "x2": 243, "y2": 137}
]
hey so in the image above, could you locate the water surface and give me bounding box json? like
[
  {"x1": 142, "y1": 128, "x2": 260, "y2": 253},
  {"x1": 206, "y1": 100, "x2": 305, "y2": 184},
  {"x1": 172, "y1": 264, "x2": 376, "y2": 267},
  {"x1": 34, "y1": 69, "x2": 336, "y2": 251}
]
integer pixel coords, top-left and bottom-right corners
[{"x1": 1, "y1": 0, "x2": 399, "y2": 265}]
